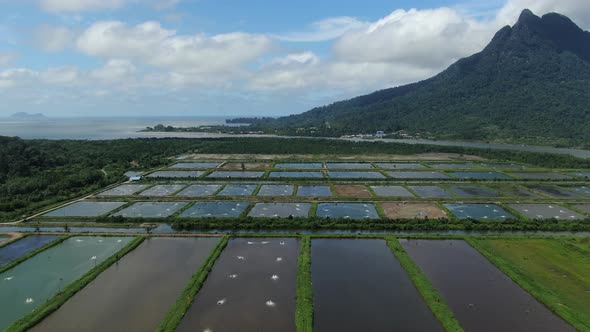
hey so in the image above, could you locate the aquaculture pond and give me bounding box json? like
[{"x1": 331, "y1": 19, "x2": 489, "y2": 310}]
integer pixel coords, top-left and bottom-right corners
[
  {"x1": 217, "y1": 184, "x2": 257, "y2": 196},
  {"x1": 311, "y1": 239, "x2": 442, "y2": 332},
  {"x1": 326, "y1": 162, "x2": 374, "y2": 169},
  {"x1": 0, "y1": 236, "x2": 132, "y2": 330},
  {"x1": 112, "y1": 202, "x2": 188, "y2": 218},
  {"x1": 448, "y1": 171, "x2": 511, "y2": 180},
  {"x1": 570, "y1": 171, "x2": 590, "y2": 178},
  {"x1": 509, "y1": 172, "x2": 572, "y2": 180},
  {"x1": 527, "y1": 185, "x2": 582, "y2": 198},
  {"x1": 444, "y1": 203, "x2": 514, "y2": 220},
  {"x1": 574, "y1": 204, "x2": 590, "y2": 214},
  {"x1": 170, "y1": 162, "x2": 220, "y2": 169},
  {"x1": 447, "y1": 185, "x2": 499, "y2": 197},
  {"x1": 0, "y1": 235, "x2": 60, "y2": 267},
  {"x1": 380, "y1": 203, "x2": 447, "y2": 219},
  {"x1": 43, "y1": 201, "x2": 126, "y2": 217},
  {"x1": 30, "y1": 237, "x2": 219, "y2": 332},
  {"x1": 374, "y1": 162, "x2": 425, "y2": 169},
  {"x1": 509, "y1": 204, "x2": 585, "y2": 220},
  {"x1": 569, "y1": 186, "x2": 590, "y2": 196},
  {"x1": 296, "y1": 185, "x2": 332, "y2": 197},
  {"x1": 176, "y1": 184, "x2": 222, "y2": 197},
  {"x1": 408, "y1": 185, "x2": 452, "y2": 197},
  {"x1": 269, "y1": 171, "x2": 324, "y2": 178},
  {"x1": 139, "y1": 184, "x2": 185, "y2": 197},
  {"x1": 207, "y1": 171, "x2": 265, "y2": 179},
  {"x1": 495, "y1": 186, "x2": 540, "y2": 197},
  {"x1": 316, "y1": 203, "x2": 379, "y2": 219},
  {"x1": 370, "y1": 186, "x2": 414, "y2": 197},
  {"x1": 257, "y1": 185, "x2": 295, "y2": 196},
  {"x1": 328, "y1": 171, "x2": 385, "y2": 179},
  {"x1": 248, "y1": 203, "x2": 311, "y2": 218},
  {"x1": 427, "y1": 162, "x2": 474, "y2": 169},
  {"x1": 479, "y1": 162, "x2": 527, "y2": 169},
  {"x1": 180, "y1": 202, "x2": 248, "y2": 218},
  {"x1": 97, "y1": 184, "x2": 149, "y2": 196},
  {"x1": 274, "y1": 163, "x2": 323, "y2": 169},
  {"x1": 401, "y1": 239, "x2": 574, "y2": 332},
  {"x1": 147, "y1": 171, "x2": 205, "y2": 178},
  {"x1": 387, "y1": 171, "x2": 450, "y2": 179},
  {"x1": 176, "y1": 238, "x2": 299, "y2": 332}
]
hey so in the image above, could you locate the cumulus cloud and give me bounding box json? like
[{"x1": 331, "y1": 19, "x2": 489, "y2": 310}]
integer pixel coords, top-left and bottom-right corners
[
  {"x1": 274, "y1": 17, "x2": 365, "y2": 42},
  {"x1": 34, "y1": 25, "x2": 76, "y2": 52},
  {"x1": 89, "y1": 59, "x2": 136, "y2": 82},
  {"x1": 39, "y1": 0, "x2": 135, "y2": 12}
]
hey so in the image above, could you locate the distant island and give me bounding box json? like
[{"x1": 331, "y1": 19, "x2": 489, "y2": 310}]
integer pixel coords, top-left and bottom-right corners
[{"x1": 10, "y1": 112, "x2": 47, "y2": 120}]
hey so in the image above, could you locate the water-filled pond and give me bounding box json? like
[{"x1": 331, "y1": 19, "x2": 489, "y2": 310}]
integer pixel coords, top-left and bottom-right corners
[
  {"x1": 401, "y1": 239, "x2": 574, "y2": 332},
  {"x1": 274, "y1": 163, "x2": 323, "y2": 169},
  {"x1": 570, "y1": 171, "x2": 590, "y2": 178},
  {"x1": 0, "y1": 235, "x2": 60, "y2": 267},
  {"x1": 328, "y1": 171, "x2": 385, "y2": 179},
  {"x1": 180, "y1": 202, "x2": 248, "y2": 218},
  {"x1": 170, "y1": 162, "x2": 220, "y2": 169},
  {"x1": 207, "y1": 171, "x2": 265, "y2": 178},
  {"x1": 387, "y1": 171, "x2": 450, "y2": 179},
  {"x1": 479, "y1": 162, "x2": 527, "y2": 169},
  {"x1": 29, "y1": 237, "x2": 219, "y2": 332},
  {"x1": 0, "y1": 236, "x2": 132, "y2": 330},
  {"x1": 312, "y1": 239, "x2": 443, "y2": 332},
  {"x1": 248, "y1": 203, "x2": 311, "y2": 218},
  {"x1": 408, "y1": 185, "x2": 452, "y2": 197},
  {"x1": 449, "y1": 171, "x2": 511, "y2": 179},
  {"x1": 296, "y1": 185, "x2": 332, "y2": 197},
  {"x1": 508, "y1": 204, "x2": 585, "y2": 220},
  {"x1": 269, "y1": 171, "x2": 324, "y2": 178},
  {"x1": 427, "y1": 163, "x2": 475, "y2": 169},
  {"x1": 139, "y1": 184, "x2": 186, "y2": 197},
  {"x1": 326, "y1": 163, "x2": 374, "y2": 169},
  {"x1": 43, "y1": 202, "x2": 126, "y2": 217},
  {"x1": 374, "y1": 162, "x2": 426, "y2": 169},
  {"x1": 574, "y1": 204, "x2": 590, "y2": 214},
  {"x1": 495, "y1": 186, "x2": 540, "y2": 197},
  {"x1": 316, "y1": 203, "x2": 379, "y2": 219},
  {"x1": 568, "y1": 186, "x2": 590, "y2": 196},
  {"x1": 147, "y1": 171, "x2": 205, "y2": 178},
  {"x1": 97, "y1": 184, "x2": 149, "y2": 196},
  {"x1": 444, "y1": 203, "x2": 514, "y2": 220},
  {"x1": 447, "y1": 185, "x2": 499, "y2": 197},
  {"x1": 112, "y1": 202, "x2": 188, "y2": 218},
  {"x1": 527, "y1": 185, "x2": 582, "y2": 198},
  {"x1": 217, "y1": 184, "x2": 257, "y2": 196},
  {"x1": 257, "y1": 185, "x2": 295, "y2": 196},
  {"x1": 177, "y1": 238, "x2": 299, "y2": 332},
  {"x1": 509, "y1": 172, "x2": 572, "y2": 180},
  {"x1": 370, "y1": 186, "x2": 414, "y2": 197},
  {"x1": 176, "y1": 184, "x2": 222, "y2": 197}
]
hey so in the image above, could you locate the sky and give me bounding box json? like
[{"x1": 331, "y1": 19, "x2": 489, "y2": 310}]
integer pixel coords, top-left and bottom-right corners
[{"x1": 0, "y1": 0, "x2": 589, "y2": 117}]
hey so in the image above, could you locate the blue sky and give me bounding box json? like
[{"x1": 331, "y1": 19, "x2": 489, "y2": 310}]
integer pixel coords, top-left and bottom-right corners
[{"x1": 0, "y1": 0, "x2": 588, "y2": 117}]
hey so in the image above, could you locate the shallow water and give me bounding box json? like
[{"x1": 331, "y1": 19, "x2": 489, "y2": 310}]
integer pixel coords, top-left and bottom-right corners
[
  {"x1": 112, "y1": 202, "x2": 188, "y2": 218},
  {"x1": 401, "y1": 239, "x2": 574, "y2": 332},
  {"x1": 316, "y1": 203, "x2": 379, "y2": 219},
  {"x1": 43, "y1": 202, "x2": 126, "y2": 217},
  {"x1": 180, "y1": 202, "x2": 248, "y2": 218},
  {"x1": 248, "y1": 203, "x2": 311, "y2": 218},
  {"x1": 444, "y1": 203, "x2": 513, "y2": 220},
  {"x1": 0, "y1": 235, "x2": 60, "y2": 267},
  {"x1": 409, "y1": 185, "x2": 453, "y2": 197}
]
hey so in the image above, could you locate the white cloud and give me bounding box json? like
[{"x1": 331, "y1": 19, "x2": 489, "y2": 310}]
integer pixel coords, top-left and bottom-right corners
[
  {"x1": 90, "y1": 59, "x2": 136, "y2": 82},
  {"x1": 274, "y1": 17, "x2": 365, "y2": 42},
  {"x1": 39, "y1": 0, "x2": 134, "y2": 12},
  {"x1": 34, "y1": 25, "x2": 75, "y2": 52},
  {"x1": 0, "y1": 53, "x2": 16, "y2": 66},
  {"x1": 39, "y1": 66, "x2": 80, "y2": 85},
  {"x1": 496, "y1": 0, "x2": 590, "y2": 29}
]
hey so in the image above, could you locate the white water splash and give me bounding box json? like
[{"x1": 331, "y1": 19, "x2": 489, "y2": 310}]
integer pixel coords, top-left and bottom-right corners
[
  {"x1": 4, "y1": 277, "x2": 13, "y2": 281},
  {"x1": 261, "y1": 241, "x2": 269, "y2": 244},
  {"x1": 117, "y1": 240, "x2": 122, "y2": 243},
  {"x1": 279, "y1": 241, "x2": 285, "y2": 246},
  {"x1": 25, "y1": 298, "x2": 34, "y2": 304},
  {"x1": 276, "y1": 257, "x2": 283, "y2": 262},
  {"x1": 228, "y1": 274, "x2": 238, "y2": 279},
  {"x1": 217, "y1": 298, "x2": 227, "y2": 305},
  {"x1": 237, "y1": 256, "x2": 245, "y2": 260},
  {"x1": 266, "y1": 300, "x2": 276, "y2": 307},
  {"x1": 271, "y1": 275, "x2": 279, "y2": 281},
  {"x1": 75, "y1": 239, "x2": 84, "y2": 242},
  {"x1": 90, "y1": 256, "x2": 97, "y2": 260}
]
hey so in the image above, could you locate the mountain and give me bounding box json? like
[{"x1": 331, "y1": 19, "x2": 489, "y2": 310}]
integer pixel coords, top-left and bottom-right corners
[
  {"x1": 267, "y1": 10, "x2": 590, "y2": 147},
  {"x1": 10, "y1": 112, "x2": 47, "y2": 120}
]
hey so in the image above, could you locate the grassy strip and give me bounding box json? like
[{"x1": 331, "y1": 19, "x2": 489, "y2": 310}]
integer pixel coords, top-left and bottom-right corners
[
  {"x1": 7, "y1": 236, "x2": 145, "y2": 332},
  {"x1": 0, "y1": 235, "x2": 71, "y2": 275},
  {"x1": 386, "y1": 238, "x2": 463, "y2": 332},
  {"x1": 157, "y1": 236, "x2": 229, "y2": 332},
  {"x1": 296, "y1": 236, "x2": 313, "y2": 332}
]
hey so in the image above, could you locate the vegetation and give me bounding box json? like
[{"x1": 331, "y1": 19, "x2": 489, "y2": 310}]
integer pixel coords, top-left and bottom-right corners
[
  {"x1": 468, "y1": 238, "x2": 590, "y2": 331},
  {"x1": 6, "y1": 236, "x2": 145, "y2": 332},
  {"x1": 386, "y1": 238, "x2": 463, "y2": 331},
  {"x1": 0, "y1": 235, "x2": 70, "y2": 275},
  {"x1": 295, "y1": 236, "x2": 313, "y2": 332},
  {"x1": 157, "y1": 236, "x2": 229, "y2": 332}
]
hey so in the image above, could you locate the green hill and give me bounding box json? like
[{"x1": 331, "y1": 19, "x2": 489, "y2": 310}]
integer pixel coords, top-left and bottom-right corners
[{"x1": 267, "y1": 9, "x2": 590, "y2": 147}]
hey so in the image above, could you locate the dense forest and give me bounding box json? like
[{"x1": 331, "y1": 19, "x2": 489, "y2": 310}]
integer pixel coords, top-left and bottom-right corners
[
  {"x1": 1, "y1": 136, "x2": 589, "y2": 222},
  {"x1": 253, "y1": 10, "x2": 590, "y2": 148}
]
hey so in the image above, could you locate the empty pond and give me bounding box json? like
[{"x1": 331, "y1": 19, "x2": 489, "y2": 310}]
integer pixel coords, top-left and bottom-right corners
[
  {"x1": 409, "y1": 186, "x2": 452, "y2": 197},
  {"x1": 180, "y1": 202, "x2": 248, "y2": 218},
  {"x1": 509, "y1": 204, "x2": 585, "y2": 220},
  {"x1": 400, "y1": 239, "x2": 574, "y2": 332},
  {"x1": 217, "y1": 184, "x2": 257, "y2": 196},
  {"x1": 509, "y1": 172, "x2": 572, "y2": 180},
  {"x1": 207, "y1": 171, "x2": 264, "y2": 179},
  {"x1": 316, "y1": 203, "x2": 379, "y2": 219},
  {"x1": 274, "y1": 163, "x2": 323, "y2": 169},
  {"x1": 0, "y1": 235, "x2": 60, "y2": 267},
  {"x1": 449, "y1": 172, "x2": 511, "y2": 180},
  {"x1": 176, "y1": 184, "x2": 222, "y2": 197},
  {"x1": 177, "y1": 238, "x2": 298, "y2": 332},
  {"x1": 326, "y1": 163, "x2": 374, "y2": 169},
  {"x1": 375, "y1": 162, "x2": 426, "y2": 169},
  {"x1": 43, "y1": 201, "x2": 125, "y2": 217},
  {"x1": 257, "y1": 185, "x2": 295, "y2": 196},
  {"x1": 248, "y1": 203, "x2": 311, "y2": 218},
  {"x1": 445, "y1": 203, "x2": 514, "y2": 220},
  {"x1": 97, "y1": 184, "x2": 149, "y2": 196},
  {"x1": 296, "y1": 185, "x2": 332, "y2": 197},
  {"x1": 388, "y1": 171, "x2": 450, "y2": 179},
  {"x1": 139, "y1": 184, "x2": 185, "y2": 197},
  {"x1": 30, "y1": 237, "x2": 219, "y2": 332},
  {"x1": 370, "y1": 186, "x2": 414, "y2": 197},
  {"x1": 170, "y1": 162, "x2": 220, "y2": 169},
  {"x1": 147, "y1": 171, "x2": 205, "y2": 178},
  {"x1": 448, "y1": 185, "x2": 499, "y2": 197},
  {"x1": 381, "y1": 203, "x2": 447, "y2": 219},
  {"x1": 0, "y1": 236, "x2": 132, "y2": 330},
  {"x1": 269, "y1": 171, "x2": 324, "y2": 178},
  {"x1": 312, "y1": 239, "x2": 442, "y2": 332},
  {"x1": 328, "y1": 171, "x2": 385, "y2": 179},
  {"x1": 112, "y1": 202, "x2": 188, "y2": 218},
  {"x1": 528, "y1": 185, "x2": 582, "y2": 198}
]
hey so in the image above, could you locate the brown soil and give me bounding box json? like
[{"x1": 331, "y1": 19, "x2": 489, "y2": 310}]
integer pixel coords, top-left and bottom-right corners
[
  {"x1": 333, "y1": 185, "x2": 373, "y2": 197},
  {"x1": 380, "y1": 202, "x2": 448, "y2": 219}
]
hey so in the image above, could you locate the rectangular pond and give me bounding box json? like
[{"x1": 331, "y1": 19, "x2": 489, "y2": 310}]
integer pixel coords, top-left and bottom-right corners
[
  {"x1": 374, "y1": 162, "x2": 426, "y2": 169},
  {"x1": 217, "y1": 184, "x2": 257, "y2": 196},
  {"x1": 43, "y1": 201, "x2": 126, "y2": 217},
  {"x1": 312, "y1": 239, "x2": 443, "y2": 332},
  {"x1": 568, "y1": 186, "x2": 590, "y2": 196},
  {"x1": 0, "y1": 236, "x2": 133, "y2": 331},
  {"x1": 316, "y1": 203, "x2": 379, "y2": 219},
  {"x1": 400, "y1": 239, "x2": 574, "y2": 332},
  {"x1": 569, "y1": 171, "x2": 590, "y2": 178},
  {"x1": 112, "y1": 202, "x2": 188, "y2": 218},
  {"x1": 479, "y1": 162, "x2": 527, "y2": 169},
  {"x1": 207, "y1": 171, "x2": 265, "y2": 179},
  {"x1": 0, "y1": 235, "x2": 60, "y2": 267},
  {"x1": 97, "y1": 184, "x2": 149, "y2": 196},
  {"x1": 573, "y1": 204, "x2": 590, "y2": 214},
  {"x1": 268, "y1": 171, "x2": 324, "y2": 178},
  {"x1": 408, "y1": 185, "x2": 452, "y2": 197},
  {"x1": 527, "y1": 185, "x2": 582, "y2": 198},
  {"x1": 387, "y1": 171, "x2": 450, "y2": 179},
  {"x1": 370, "y1": 186, "x2": 414, "y2": 197},
  {"x1": 180, "y1": 202, "x2": 248, "y2": 218},
  {"x1": 29, "y1": 237, "x2": 220, "y2": 332},
  {"x1": 427, "y1": 163, "x2": 475, "y2": 169},
  {"x1": 248, "y1": 203, "x2": 311, "y2": 218},
  {"x1": 176, "y1": 184, "x2": 222, "y2": 197},
  {"x1": 508, "y1": 172, "x2": 572, "y2": 180},
  {"x1": 139, "y1": 184, "x2": 185, "y2": 197},
  {"x1": 444, "y1": 203, "x2": 514, "y2": 220},
  {"x1": 447, "y1": 185, "x2": 499, "y2": 197},
  {"x1": 509, "y1": 204, "x2": 586, "y2": 220},
  {"x1": 170, "y1": 162, "x2": 220, "y2": 169},
  {"x1": 328, "y1": 171, "x2": 385, "y2": 179},
  {"x1": 496, "y1": 186, "x2": 541, "y2": 197},
  {"x1": 296, "y1": 185, "x2": 333, "y2": 197},
  {"x1": 274, "y1": 163, "x2": 323, "y2": 169},
  {"x1": 381, "y1": 203, "x2": 447, "y2": 219},
  {"x1": 449, "y1": 171, "x2": 511, "y2": 180},
  {"x1": 147, "y1": 171, "x2": 205, "y2": 178},
  {"x1": 176, "y1": 238, "x2": 299, "y2": 332},
  {"x1": 326, "y1": 162, "x2": 374, "y2": 169},
  {"x1": 257, "y1": 185, "x2": 295, "y2": 196}
]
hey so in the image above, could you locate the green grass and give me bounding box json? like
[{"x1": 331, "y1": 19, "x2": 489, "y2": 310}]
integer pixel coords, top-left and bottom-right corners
[
  {"x1": 468, "y1": 238, "x2": 590, "y2": 331},
  {"x1": 386, "y1": 238, "x2": 463, "y2": 332},
  {"x1": 6, "y1": 236, "x2": 145, "y2": 332},
  {"x1": 296, "y1": 236, "x2": 313, "y2": 332},
  {"x1": 157, "y1": 236, "x2": 229, "y2": 332},
  {"x1": 0, "y1": 236, "x2": 71, "y2": 275}
]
